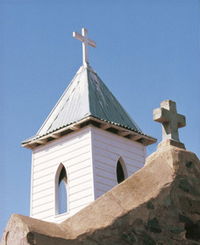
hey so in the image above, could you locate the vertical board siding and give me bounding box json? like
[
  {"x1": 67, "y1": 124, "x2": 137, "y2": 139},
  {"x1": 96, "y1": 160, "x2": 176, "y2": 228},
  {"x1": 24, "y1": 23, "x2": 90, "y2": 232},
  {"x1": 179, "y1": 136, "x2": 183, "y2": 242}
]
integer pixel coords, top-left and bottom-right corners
[
  {"x1": 31, "y1": 127, "x2": 94, "y2": 222},
  {"x1": 91, "y1": 127, "x2": 146, "y2": 199}
]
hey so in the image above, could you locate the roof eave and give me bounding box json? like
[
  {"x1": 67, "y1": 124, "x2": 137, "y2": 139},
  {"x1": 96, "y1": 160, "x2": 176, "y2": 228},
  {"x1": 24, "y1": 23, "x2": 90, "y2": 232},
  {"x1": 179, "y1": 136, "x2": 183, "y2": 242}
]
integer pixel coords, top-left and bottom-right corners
[{"x1": 21, "y1": 116, "x2": 157, "y2": 149}]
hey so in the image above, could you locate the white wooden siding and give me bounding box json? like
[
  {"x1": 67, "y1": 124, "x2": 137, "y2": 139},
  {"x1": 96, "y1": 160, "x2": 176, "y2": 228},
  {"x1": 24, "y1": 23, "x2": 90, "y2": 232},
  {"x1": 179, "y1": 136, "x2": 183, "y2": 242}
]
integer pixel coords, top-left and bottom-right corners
[
  {"x1": 31, "y1": 127, "x2": 94, "y2": 222},
  {"x1": 30, "y1": 126, "x2": 146, "y2": 223},
  {"x1": 90, "y1": 127, "x2": 146, "y2": 199}
]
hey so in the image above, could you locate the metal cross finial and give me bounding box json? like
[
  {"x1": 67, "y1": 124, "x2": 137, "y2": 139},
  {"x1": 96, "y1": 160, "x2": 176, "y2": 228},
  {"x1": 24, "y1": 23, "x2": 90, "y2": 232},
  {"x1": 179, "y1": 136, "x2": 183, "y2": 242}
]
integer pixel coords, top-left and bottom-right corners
[
  {"x1": 153, "y1": 100, "x2": 186, "y2": 142},
  {"x1": 73, "y1": 28, "x2": 96, "y2": 67}
]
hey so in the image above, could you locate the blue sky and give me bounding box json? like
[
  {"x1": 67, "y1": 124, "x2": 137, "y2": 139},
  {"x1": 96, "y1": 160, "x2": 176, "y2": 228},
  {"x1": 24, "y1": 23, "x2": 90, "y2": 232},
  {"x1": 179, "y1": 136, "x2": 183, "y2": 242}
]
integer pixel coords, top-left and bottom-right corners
[{"x1": 1, "y1": 0, "x2": 200, "y2": 236}]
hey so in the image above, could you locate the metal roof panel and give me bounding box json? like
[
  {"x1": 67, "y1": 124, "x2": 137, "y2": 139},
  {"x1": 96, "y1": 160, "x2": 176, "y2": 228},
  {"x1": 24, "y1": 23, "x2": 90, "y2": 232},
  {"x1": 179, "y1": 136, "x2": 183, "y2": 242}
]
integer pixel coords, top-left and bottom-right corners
[
  {"x1": 87, "y1": 67, "x2": 142, "y2": 133},
  {"x1": 28, "y1": 65, "x2": 144, "y2": 141}
]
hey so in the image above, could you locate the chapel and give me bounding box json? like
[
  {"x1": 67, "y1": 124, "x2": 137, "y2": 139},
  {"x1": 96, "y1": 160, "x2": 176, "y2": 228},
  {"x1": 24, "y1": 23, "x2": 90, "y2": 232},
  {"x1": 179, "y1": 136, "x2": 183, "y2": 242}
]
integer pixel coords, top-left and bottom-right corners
[
  {"x1": 2, "y1": 28, "x2": 200, "y2": 245},
  {"x1": 21, "y1": 28, "x2": 156, "y2": 223}
]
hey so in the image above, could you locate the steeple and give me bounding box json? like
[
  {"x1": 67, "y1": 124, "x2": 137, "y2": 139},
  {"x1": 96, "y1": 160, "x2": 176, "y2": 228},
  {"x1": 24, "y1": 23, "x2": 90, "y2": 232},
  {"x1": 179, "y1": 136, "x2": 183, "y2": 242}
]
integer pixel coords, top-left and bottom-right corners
[
  {"x1": 22, "y1": 28, "x2": 156, "y2": 224},
  {"x1": 22, "y1": 63, "x2": 155, "y2": 148},
  {"x1": 22, "y1": 28, "x2": 155, "y2": 148}
]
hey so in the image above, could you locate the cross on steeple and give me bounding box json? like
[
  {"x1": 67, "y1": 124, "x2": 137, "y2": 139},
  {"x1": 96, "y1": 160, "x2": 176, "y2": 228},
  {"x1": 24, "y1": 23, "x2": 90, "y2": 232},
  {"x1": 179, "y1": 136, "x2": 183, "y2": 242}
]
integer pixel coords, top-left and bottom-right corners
[
  {"x1": 73, "y1": 28, "x2": 96, "y2": 67},
  {"x1": 153, "y1": 100, "x2": 186, "y2": 142}
]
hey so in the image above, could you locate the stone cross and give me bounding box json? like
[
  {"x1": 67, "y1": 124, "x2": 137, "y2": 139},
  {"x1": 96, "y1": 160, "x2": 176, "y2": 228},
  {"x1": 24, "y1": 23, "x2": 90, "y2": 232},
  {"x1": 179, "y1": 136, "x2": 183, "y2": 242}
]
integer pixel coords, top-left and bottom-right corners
[
  {"x1": 153, "y1": 100, "x2": 186, "y2": 142},
  {"x1": 73, "y1": 28, "x2": 96, "y2": 67}
]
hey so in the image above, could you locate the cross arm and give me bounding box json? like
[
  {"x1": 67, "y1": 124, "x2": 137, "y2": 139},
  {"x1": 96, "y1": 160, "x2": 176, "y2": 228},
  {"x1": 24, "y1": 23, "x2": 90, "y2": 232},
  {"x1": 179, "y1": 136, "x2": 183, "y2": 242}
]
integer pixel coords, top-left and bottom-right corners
[
  {"x1": 73, "y1": 32, "x2": 85, "y2": 42},
  {"x1": 87, "y1": 39, "x2": 96, "y2": 47},
  {"x1": 72, "y1": 32, "x2": 96, "y2": 47},
  {"x1": 177, "y1": 114, "x2": 186, "y2": 128},
  {"x1": 153, "y1": 107, "x2": 170, "y2": 123}
]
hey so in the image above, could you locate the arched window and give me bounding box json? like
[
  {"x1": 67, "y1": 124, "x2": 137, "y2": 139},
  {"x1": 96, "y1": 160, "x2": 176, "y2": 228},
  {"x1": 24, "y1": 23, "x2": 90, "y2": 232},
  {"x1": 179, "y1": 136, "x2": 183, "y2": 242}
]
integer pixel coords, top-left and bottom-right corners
[
  {"x1": 56, "y1": 164, "x2": 68, "y2": 214},
  {"x1": 116, "y1": 158, "x2": 127, "y2": 184}
]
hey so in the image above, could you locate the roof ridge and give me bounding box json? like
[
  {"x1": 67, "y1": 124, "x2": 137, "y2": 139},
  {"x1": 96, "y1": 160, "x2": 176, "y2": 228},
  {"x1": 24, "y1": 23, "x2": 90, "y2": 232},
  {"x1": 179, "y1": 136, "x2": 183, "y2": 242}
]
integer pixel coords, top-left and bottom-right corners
[{"x1": 87, "y1": 67, "x2": 142, "y2": 133}]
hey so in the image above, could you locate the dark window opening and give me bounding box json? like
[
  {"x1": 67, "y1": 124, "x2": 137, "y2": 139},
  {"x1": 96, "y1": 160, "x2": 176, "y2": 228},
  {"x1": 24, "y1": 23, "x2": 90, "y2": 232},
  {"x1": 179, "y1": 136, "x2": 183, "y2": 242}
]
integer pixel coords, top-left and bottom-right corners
[
  {"x1": 59, "y1": 167, "x2": 67, "y2": 184},
  {"x1": 58, "y1": 166, "x2": 68, "y2": 214},
  {"x1": 117, "y1": 160, "x2": 125, "y2": 183}
]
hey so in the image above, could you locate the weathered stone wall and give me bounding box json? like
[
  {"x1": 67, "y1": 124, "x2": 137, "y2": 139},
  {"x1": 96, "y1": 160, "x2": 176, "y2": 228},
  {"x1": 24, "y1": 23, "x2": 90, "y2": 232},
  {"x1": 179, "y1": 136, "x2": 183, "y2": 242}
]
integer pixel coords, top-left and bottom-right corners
[{"x1": 61, "y1": 145, "x2": 200, "y2": 245}]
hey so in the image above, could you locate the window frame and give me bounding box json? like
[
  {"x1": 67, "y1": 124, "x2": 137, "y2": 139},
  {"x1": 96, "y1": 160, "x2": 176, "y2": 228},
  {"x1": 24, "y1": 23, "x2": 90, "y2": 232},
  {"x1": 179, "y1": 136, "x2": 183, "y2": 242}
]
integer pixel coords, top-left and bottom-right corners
[
  {"x1": 116, "y1": 157, "x2": 128, "y2": 184},
  {"x1": 55, "y1": 163, "x2": 69, "y2": 215}
]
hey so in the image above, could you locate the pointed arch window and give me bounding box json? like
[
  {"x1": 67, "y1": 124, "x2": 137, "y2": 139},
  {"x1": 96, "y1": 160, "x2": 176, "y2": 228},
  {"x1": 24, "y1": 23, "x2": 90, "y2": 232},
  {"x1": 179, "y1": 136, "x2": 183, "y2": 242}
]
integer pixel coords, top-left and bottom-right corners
[
  {"x1": 116, "y1": 158, "x2": 127, "y2": 184},
  {"x1": 56, "y1": 164, "x2": 68, "y2": 214}
]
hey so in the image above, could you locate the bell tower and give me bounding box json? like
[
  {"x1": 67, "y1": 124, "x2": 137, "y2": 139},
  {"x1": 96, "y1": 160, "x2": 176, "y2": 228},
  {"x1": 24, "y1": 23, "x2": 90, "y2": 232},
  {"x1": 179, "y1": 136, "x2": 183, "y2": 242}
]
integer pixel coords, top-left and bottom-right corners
[{"x1": 22, "y1": 28, "x2": 156, "y2": 223}]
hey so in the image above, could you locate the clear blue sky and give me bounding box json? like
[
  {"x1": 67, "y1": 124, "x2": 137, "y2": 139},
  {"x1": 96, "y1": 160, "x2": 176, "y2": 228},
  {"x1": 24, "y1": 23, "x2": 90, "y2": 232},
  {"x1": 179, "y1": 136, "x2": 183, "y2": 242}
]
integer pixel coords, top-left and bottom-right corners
[{"x1": 1, "y1": 0, "x2": 200, "y2": 236}]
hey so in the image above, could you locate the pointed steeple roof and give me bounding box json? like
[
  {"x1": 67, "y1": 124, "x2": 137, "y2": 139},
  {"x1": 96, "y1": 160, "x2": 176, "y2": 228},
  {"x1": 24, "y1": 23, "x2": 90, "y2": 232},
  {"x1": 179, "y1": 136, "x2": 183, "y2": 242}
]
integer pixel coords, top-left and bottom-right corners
[
  {"x1": 22, "y1": 65, "x2": 156, "y2": 148},
  {"x1": 22, "y1": 28, "x2": 156, "y2": 148},
  {"x1": 37, "y1": 65, "x2": 141, "y2": 137}
]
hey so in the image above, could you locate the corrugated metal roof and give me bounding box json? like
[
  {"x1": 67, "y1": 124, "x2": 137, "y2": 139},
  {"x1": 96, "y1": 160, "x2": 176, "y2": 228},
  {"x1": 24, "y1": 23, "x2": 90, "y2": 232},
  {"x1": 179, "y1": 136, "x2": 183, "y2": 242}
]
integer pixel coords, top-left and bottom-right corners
[
  {"x1": 31, "y1": 65, "x2": 143, "y2": 140},
  {"x1": 87, "y1": 66, "x2": 142, "y2": 132}
]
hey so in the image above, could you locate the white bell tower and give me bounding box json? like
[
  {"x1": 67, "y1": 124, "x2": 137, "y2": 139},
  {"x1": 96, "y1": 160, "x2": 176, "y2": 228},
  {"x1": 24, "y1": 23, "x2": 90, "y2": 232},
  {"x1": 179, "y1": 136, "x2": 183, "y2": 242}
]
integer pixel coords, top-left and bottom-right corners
[{"x1": 22, "y1": 28, "x2": 156, "y2": 223}]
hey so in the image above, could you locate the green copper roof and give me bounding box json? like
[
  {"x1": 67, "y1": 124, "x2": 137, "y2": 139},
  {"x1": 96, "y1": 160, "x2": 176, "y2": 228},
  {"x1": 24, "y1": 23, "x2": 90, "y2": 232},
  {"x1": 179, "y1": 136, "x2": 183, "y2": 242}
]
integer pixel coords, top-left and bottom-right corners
[{"x1": 35, "y1": 65, "x2": 142, "y2": 138}]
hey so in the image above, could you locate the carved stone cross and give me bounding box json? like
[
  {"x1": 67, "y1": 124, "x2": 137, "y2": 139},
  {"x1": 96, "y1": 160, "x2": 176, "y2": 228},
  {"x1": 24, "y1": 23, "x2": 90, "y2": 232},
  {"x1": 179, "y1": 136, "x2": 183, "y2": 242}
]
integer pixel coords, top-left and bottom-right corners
[
  {"x1": 73, "y1": 28, "x2": 96, "y2": 67},
  {"x1": 153, "y1": 100, "x2": 186, "y2": 142}
]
